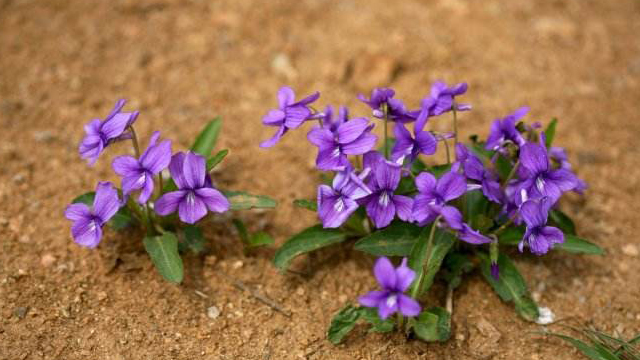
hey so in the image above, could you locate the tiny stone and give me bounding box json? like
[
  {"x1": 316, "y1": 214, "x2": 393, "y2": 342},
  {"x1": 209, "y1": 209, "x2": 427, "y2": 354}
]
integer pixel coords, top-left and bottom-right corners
[
  {"x1": 206, "y1": 306, "x2": 220, "y2": 320},
  {"x1": 18, "y1": 235, "x2": 31, "y2": 244},
  {"x1": 231, "y1": 260, "x2": 243, "y2": 270},
  {"x1": 204, "y1": 255, "x2": 217, "y2": 266},
  {"x1": 14, "y1": 307, "x2": 29, "y2": 319},
  {"x1": 40, "y1": 254, "x2": 56, "y2": 267},
  {"x1": 97, "y1": 291, "x2": 108, "y2": 301},
  {"x1": 12, "y1": 173, "x2": 26, "y2": 184},
  {"x1": 0, "y1": 217, "x2": 8, "y2": 226},
  {"x1": 295, "y1": 287, "x2": 305, "y2": 296},
  {"x1": 622, "y1": 244, "x2": 638, "y2": 257},
  {"x1": 338, "y1": 294, "x2": 348, "y2": 303},
  {"x1": 16, "y1": 269, "x2": 27, "y2": 277},
  {"x1": 33, "y1": 130, "x2": 55, "y2": 142},
  {"x1": 271, "y1": 53, "x2": 297, "y2": 80},
  {"x1": 535, "y1": 307, "x2": 555, "y2": 325}
]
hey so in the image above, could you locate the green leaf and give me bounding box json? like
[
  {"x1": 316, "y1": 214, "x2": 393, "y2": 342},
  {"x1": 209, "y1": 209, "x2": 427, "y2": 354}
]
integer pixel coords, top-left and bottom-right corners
[
  {"x1": 557, "y1": 235, "x2": 604, "y2": 255},
  {"x1": 443, "y1": 253, "x2": 474, "y2": 291},
  {"x1": 412, "y1": 307, "x2": 451, "y2": 342},
  {"x1": 180, "y1": 225, "x2": 207, "y2": 254},
  {"x1": 232, "y1": 218, "x2": 250, "y2": 244},
  {"x1": 360, "y1": 307, "x2": 394, "y2": 333},
  {"x1": 143, "y1": 232, "x2": 184, "y2": 283},
  {"x1": 248, "y1": 231, "x2": 275, "y2": 248},
  {"x1": 273, "y1": 225, "x2": 347, "y2": 270},
  {"x1": 71, "y1": 191, "x2": 135, "y2": 231},
  {"x1": 465, "y1": 190, "x2": 490, "y2": 229},
  {"x1": 396, "y1": 176, "x2": 417, "y2": 195},
  {"x1": 479, "y1": 253, "x2": 539, "y2": 322},
  {"x1": 206, "y1": 149, "x2": 229, "y2": 171},
  {"x1": 545, "y1": 332, "x2": 606, "y2": 360},
  {"x1": 495, "y1": 154, "x2": 514, "y2": 180},
  {"x1": 223, "y1": 191, "x2": 277, "y2": 210},
  {"x1": 354, "y1": 220, "x2": 422, "y2": 257},
  {"x1": 293, "y1": 199, "x2": 317, "y2": 211},
  {"x1": 408, "y1": 225, "x2": 456, "y2": 296},
  {"x1": 549, "y1": 209, "x2": 576, "y2": 235},
  {"x1": 377, "y1": 137, "x2": 396, "y2": 156},
  {"x1": 429, "y1": 164, "x2": 452, "y2": 178},
  {"x1": 191, "y1": 117, "x2": 222, "y2": 157},
  {"x1": 327, "y1": 305, "x2": 362, "y2": 345},
  {"x1": 498, "y1": 226, "x2": 525, "y2": 246},
  {"x1": 341, "y1": 207, "x2": 368, "y2": 236},
  {"x1": 544, "y1": 118, "x2": 558, "y2": 148}
]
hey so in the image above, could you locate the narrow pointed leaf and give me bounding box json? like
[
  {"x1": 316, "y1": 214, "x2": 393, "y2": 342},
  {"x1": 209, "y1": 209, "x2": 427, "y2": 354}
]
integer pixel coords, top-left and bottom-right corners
[
  {"x1": 191, "y1": 117, "x2": 222, "y2": 157},
  {"x1": 479, "y1": 253, "x2": 539, "y2": 322},
  {"x1": 549, "y1": 209, "x2": 576, "y2": 235},
  {"x1": 354, "y1": 220, "x2": 422, "y2": 257},
  {"x1": 273, "y1": 225, "x2": 346, "y2": 270},
  {"x1": 248, "y1": 231, "x2": 274, "y2": 248},
  {"x1": 443, "y1": 253, "x2": 474, "y2": 291},
  {"x1": 544, "y1": 118, "x2": 558, "y2": 148},
  {"x1": 498, "y1": 226, "x2": 525, "y2": 246},
  {"x1": 408, "y1": 225, "x2": 455, "y2": 296},
  {"x1": 144, "y1": 232, "x2": 184, "y2": 283},
  {"x1": 206, "y1": 149, "x2": 229, "y2": 171},
  {"x1": 557, "y1": 235, "x2": 604, "y2": 255},
  {"x1": 293, "y1": 199, "x2": 317, "y2": 211},
  {"x1": 360, "y1": 308, "x2": 394, "y2": 333},
  {"x1": 223, "y1": 191, "x2": 277, "y2": 210},
  {"x1": 180, "y1": 225, "x2": 206, "y2": 254},
  {"x1": 545, "y1": 333, "x2": 605, "y2": 360},
  {"x1": 327, "y1": 305, "x2": 362, "y2": 345}
]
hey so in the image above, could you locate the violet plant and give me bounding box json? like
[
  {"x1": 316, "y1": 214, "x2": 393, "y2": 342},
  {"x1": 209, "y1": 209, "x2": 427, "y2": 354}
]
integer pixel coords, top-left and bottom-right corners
[
  {"x1": 259, "y1": 84, "x2": 603, "y2": 344},
  {"x1": 65, "y1": 100, "x2": 276, "y2": 283}
]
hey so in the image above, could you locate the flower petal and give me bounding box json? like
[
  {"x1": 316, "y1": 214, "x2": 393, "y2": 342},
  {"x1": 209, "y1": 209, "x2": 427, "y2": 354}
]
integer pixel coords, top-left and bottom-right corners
[
  {"x1": 440, "y1": 205, "x2": 463, "y2": 230},
  {"x1": 415, "y1": 130, "x2": 437, "y2": 155},
  {"x1": 520, "y1": 199, "x2": 547, "y2": 228},
  {"x1": 259, "y1": 126, "x2": 286, "y2": 148},
  {"x1": 307, "y1": 128, "x2": 335, "y2": 149},
  {"x1": 520, "y1": 142, "x2": 549, "y2": 174},
  {"x1": 337, "y1": 118, "x2": 368, "y2": 144},
  {"x1": 140, "y1": 139, "x2": 172, "y2": 175},
  {"x1": 71, "y1": 218, "x2": 102, "y2": 248},
  {"x1": 154, "y1": 190, "x2": 186, "y2": 216},
  {"x1": 295, "y1": 91, "x2": 320, "y2": 106},
  {"x1": 415, "y1": 172, "x2": 437, "y2": 194},
  {"x1": 547, "y1": 169, "x2": 578, "y2": 192},
  {"x1": 377, "y1": 294, "x2": 399, "y2": 320},
  {"x1": 100, "y1": 113, "x2": 132, "y2": 140},
  {"x1": 373, "y1": 257, "x2": 397, "y2": 290},
  {"x1": 195, "y1": 187, "x2": 229, "y2": 213},
  {"x1": 358, "y1": 290, "x2": 388, "y2": 308},
  {"x1": 393, "y1": 195, "x2": 413, "y2": 223},
  {"x1": 436, "y1": 171, "x2": 467, "y2": 202},
  {"x1": 178, "y1": 191, "x2": 208, "y2": 224},
  {"x1": 374, "y1": 161, "x2": 401, "y2": 191},
  {"x1": 64, "y1": 203, "x2": 91, "y2": 221},
  {"x1": 277, "y1": 86, "x2": 295, "y2": 108},
  {"x1": 182, "y1": 152, "x2": 206, "y2": 189},
  {"x1": 93, "y1": 182, "x2": 120, "y2": 222},
  {"x1": 412, "y1": 193, "x2": 438, "y2": 224},
  {"x1": 284, "y1": 105, "x2": 311, "y2": 129},
  {"x1": 122, "y1": 173, "x2": 146, "y2": 196},
  {"x1": 316, "y1": 146, "x2": 348, "y2": 171},
  {"x1": 138, "y1": 174, "x2": 155, "y2": 203},
  {"x1": 262, "y1": 109, "x2": 286, "y2": 125},
  {"x1": 397, "y1": 294, "x2": 421, "y2": 317},
  {"x1": 168, "y1": 152, "x2": 187, "y2": 189},
  {"x1": 395, "y1": 258, "x2": 416, "y2": 292},
  {"x1": 342, "y1": 132, "x2": 377, "y2": 155},
  {"x1": 458, "y1": 224, "x2": 492, "y2": 244},
  {"x1": 365, "y1": 192, "x2": 396, "y2": 229},
  {"x1": 112, "y1": 155, "x2": 141, "y2": 177}
]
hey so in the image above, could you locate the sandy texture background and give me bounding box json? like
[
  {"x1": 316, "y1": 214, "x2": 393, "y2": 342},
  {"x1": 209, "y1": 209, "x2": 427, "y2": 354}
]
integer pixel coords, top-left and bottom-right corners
[{"x1": 1, "y1": 0, "x2": 639, "y2": 358}]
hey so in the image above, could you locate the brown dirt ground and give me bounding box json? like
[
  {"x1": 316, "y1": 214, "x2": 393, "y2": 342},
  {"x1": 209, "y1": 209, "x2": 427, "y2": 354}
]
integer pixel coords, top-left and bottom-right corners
[{"x1": 1, "y1": 0, "x2": 639, "y2": 359}]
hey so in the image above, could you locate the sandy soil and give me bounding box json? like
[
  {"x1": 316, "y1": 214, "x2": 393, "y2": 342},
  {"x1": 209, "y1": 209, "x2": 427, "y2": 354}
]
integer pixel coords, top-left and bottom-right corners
[{"x1": 1, "y1": 0, "x2": 639, "y2": 359}]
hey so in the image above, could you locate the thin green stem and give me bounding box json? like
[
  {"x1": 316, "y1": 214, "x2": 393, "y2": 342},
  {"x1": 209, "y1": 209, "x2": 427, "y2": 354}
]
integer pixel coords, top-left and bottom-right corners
[
  {"x1": 411, "y1": 217, "x2": 442, "y2": 299},
  {"x1": 443, "y1": 138, "x2": 451, "y2": 165},
  {"x1": 396, "y1": 312, "x2": 404, "y2": 331},
  {"x1": 129, "y1": 126, "x2": 141, "y2": 158},
  {"x1": 492, "y1": 216, "x2": 516, "y2": 236},
  {"x1": 157, "y1": 171, "x2": 164, "y2": 198},
  {"x1": 452, "y1": 103, "x2": 458, "y2": 151},
  {"x1": 383, "y1": 105, "x2": 390, "y2": 160},
  {"x1": 502, "y1": 160, "x2": 520, "y2": 188}
]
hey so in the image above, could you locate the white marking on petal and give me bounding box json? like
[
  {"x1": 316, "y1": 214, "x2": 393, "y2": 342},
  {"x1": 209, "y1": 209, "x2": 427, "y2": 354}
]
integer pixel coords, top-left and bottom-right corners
[
  {"x1": 520, "y1": 188, "x2": 528, "y2": 203},
  {"x1": 135, "y1": 173, "x2": 146, "y2": 187},
  {"x1": 379, "y1": 192, "x2": 390, "y2": 206},
  {"x1": 386, "y1": 294, "x2": 397, "y2": 307},
  {"x1": 331, "y1": 147, "x2": 340, "y2": 158},
  {"x1": 536, "y1": 177, "x2": 545, "y2": 193},
  {"x1": 186, "y1": 192, "x2": 196, "y2": 206},
  {"x1": 333, "y1": 198, "x2": 345, "y2": 212}
]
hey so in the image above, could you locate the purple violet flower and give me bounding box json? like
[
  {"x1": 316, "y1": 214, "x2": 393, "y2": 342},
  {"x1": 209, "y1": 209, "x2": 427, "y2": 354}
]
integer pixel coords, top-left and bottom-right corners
[
  {"x1": 112, "y1": 131, "x2": 172, "y2": 204},
  {"x1": 415, "y1": 81, "x2": 470, "y2": 131},
  {"x1": 79, "y1": 99, "x2": 139, "y2": 165},
  {"x1": 484, "y1": 107, "x2": 528, "y2": 151},
  {"x1": 358, "y1": 257, "x2": 421, "y2": 320},
  {"x1": 515, "y1": 140, "x2": 578, "y2": 205},
  {"x1": 391, "y1": 123, "x2": 437, "y2": 164},
  {"x1": 155, "y1": 151, "x2": 229, "y2": 224},
  {"x1": 360, "y1": 152, "x2": 413, "y2": 228},
  {"x1": 412, "y1": 171, "x2": 466, "y2": 230},
  {"x1": 64, "y1": 182, "x2": 121, "y2": 248},
  {"x1": 307, "y1": 110, "x2": 377, "y2": 171},
  {"x1": 454, "y1": 144, "x2": 503, "y2": 203},
  {"x1": 317, "y1": 167, "x2": 372, "y2": 228},
  {"x1": 260, "y1": 86, "x2": 320, "y2": 148},
  {"x1": 549, "y1": 146, "x2": 588, "y2": 194},
  {"x1": 358, "y1": 88, "x2": 418, "y2": 123},
  {"x1": 519, "y1": 197, "x2": 564, "y2": 255}
]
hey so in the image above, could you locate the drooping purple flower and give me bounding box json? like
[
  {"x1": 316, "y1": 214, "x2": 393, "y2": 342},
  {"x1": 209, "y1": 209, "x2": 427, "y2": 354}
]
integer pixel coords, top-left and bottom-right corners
[
  {"x1": 155, "y1": 152, "x2": 229, "y2": 224},
  {"x1": 515, "y1": 141, "x2": 579, "y2": 205},
  {"x1": 307, "y1": 111, "x2": 377, "y2": 171},
  {"x1": 317, "y1": 167, "x2": 372, "y2": 228},
  {"x1": 412, "y1": 171, "x2": 466, "y2": 230},
  {"x1": 484, "y1": 107, "x2": 528, "y2": 151},
  {"x1": 358, "y1": 88, "x2": 419, "y2": 123},
  {"x1": 79, "y1": 99, "x2": 139, "y2": 165},
  {"x1": 458, "y1": 224, "x2": 493, "y2": 244},
  {"x1": 112, "y1": 131, "x2": 172, "y2": 204},
  {"x1": 64, "y1": 182, "x2": 121, "y2": 248},
  {"x1": 360, "y1": 151, "x2": 413, "y2": 228},
  {"x1": 358, "y1": 257, "x2": 421, "y2": 320},
  {"x1": 490, "y1": 263, "x2": 500, "y2": 280},
  {"x1": 519, "y1": 197, "x2": 564, "y2": 255},
  {"x1": 454, "y1": 144, "x2": 503, "y2": 203},
  {"x1": 415, "y1": 81, "x2": 470, "y2": 131},
  {"x1": 391, "y1": 123, "x2": 437, "y2": 164},
  {"x1": 260, "y1": 86, "x2": 320, "y2": 148},
  {"x1": 549, "y1": 146, "x2": 588, "y2": 194}
]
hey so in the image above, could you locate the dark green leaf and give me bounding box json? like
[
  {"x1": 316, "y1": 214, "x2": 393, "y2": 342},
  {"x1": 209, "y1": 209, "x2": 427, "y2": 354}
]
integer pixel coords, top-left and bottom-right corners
[
  {"x1": 479, "y1": 253, "x2": 539, "y2": 322},
  {"x1": 396, "y1": 176, "x2": 417, "y2": 195},
  {"x1": 223, "y1": 191, "x2": 277, "y2": 210},
  {"x1": 354, "y1": 220, "x2": 422, "y2": 257},
  {"x1": 191, "y1": 117, "x2": 222, "y2": 157},
  {"x1": 72, "y1": 191, "x2": 95, "y2": 205},
  {"x1": 549, "y1": 209, "x2": 576, "y2": 235},
  {"x1": 341, "y1": 207, "x2": 368, "y2": 236},
  {"x1": 443, "y1": 253, "x2": 474, "y2": 291},
  {"x1": 144, "y1": 232, "x2": 184, "y2": 283},
  {"x1": 360, "y1": 307, "x2": 394, "y2": 333},
  {"x1": 412, "y1": 307, "x2": 451, "y2": 342},
  {"x1": 545, "y1": 332, "x2": 606, "y2": 360},
  {"x1": 408, "y1": 226, "x2": 456, "y2": 296},
  {"x1": 206, "y1": 149, "x2": 229, "y2": 171},
  {"x1": 495, "y1": 154, "x2": 514, "y2": 180},
  {"x1": 429, "y1": 164, "x2": 452, "y2": 178},
  {"x1": 181, "y1": 225, "x2": 207, "y2": 254},
  {"x1": 232, "y1": 218, "x2": 250, "y2": 244},
  {"x1": 469, "y1": 141, "x2": 494, "y2": 161},
  {"x1": 544, "y1": 118, "x2": 558, "y2": 148},
  {"x1": 248, "y1": 232, "x2": 275, "y2": 248},
  {"x1": 557, "y1": 235, "x2": 604, "y2": 255},
  {"x1": 411, "y1": 158, "x2": 428, "y2": 174},
  {"x1": 293, "y1": 199, "x2": 317, "y2": 211},
  {"x1": 273, "y1": 225, "x2": 346, "y2": 270},
  {"x1": 498, "y1": 226, "x2": 525, "y2": 246},
  {"x1": 327, "y1": 305, "x2": 362, "y2": 345},
  {"x1": 465, "y1": 190, "x2": 490, "y2": 229}
]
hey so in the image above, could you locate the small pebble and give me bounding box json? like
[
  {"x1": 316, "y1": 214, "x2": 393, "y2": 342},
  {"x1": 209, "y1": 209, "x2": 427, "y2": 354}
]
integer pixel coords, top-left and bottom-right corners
[
  {"x1": 622, "y1": 244, "x2": 638, "y2": 257},
  {"x1": 40, "y1": 254, "x2": 56, "y2": 267},
  {"x1": 207, "y1": 306, "x2": 220, "y2": 319},
  {"x1": 232, "y1": 260, "x2": 243, "y2": 270},
  {"x1": 97, "y1": 291, "x2": 108, "y2": 301},
  {"x1": 13, "y1": 307, "x2": 29, "y2": 319},
  {"x1": 536, "y1": 307, "x2": 555, "y2": 325}
]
